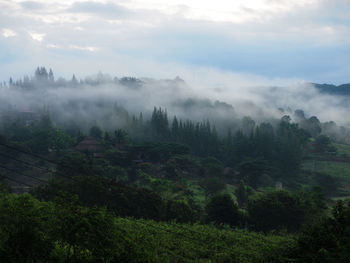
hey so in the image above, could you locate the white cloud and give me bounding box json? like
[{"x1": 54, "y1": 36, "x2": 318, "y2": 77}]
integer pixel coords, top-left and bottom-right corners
[
  {"x1": 46, "y1": 44, "x2": 60, "y2": 48},
  {"x1": 29, "y1": 32, "x2": 45, "y2": 42},
  {"x1": 69, "y1": 45, "x2": 99, "y2": 52},
  {"x1": 121, "y1": 0, "x2": 319, "y2": 23},
  {"x1": 2, "y1": 28, "x2": 17, "y2": 38}
]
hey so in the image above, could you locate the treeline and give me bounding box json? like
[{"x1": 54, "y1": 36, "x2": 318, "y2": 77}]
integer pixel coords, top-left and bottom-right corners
[
  {"x1": 2, "y1": 66, "x2": 144, "y2": 89},
  {"x1": 1, "y1": 105, "x2": 311, "y2": 185}
]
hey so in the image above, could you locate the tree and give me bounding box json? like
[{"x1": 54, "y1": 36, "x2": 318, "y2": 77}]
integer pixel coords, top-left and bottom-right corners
[
  {"x1": 89, "y1": 125, "x2": 102, "y2": 139},
  {"x1": 165, "y1": 200, "x2": 195, "y2": 223},
  {"x1": 247, "y1": 190, "x2": 306, "y2": 232},
  {"x1": 151, "y1": 107, "x2": 169, "y2": 138},
  {"x1": 237, "y1": 158, "x2": 270, "y2": 188},
  {"x1": 241, "y1": 116, "x2": 255, "y2": 135},
  {"x1": 30, "y1": 111, "x2": 53, "y2": 153},
  {"x1": 313, "y1": 134, "x2": 331, "y2": 153},
  {"x1": 0, "y1": 194, "x2": 54, "y2": 263},
  {"x1": 206, "y1": 194, "x2": 240, "y2": 226},
  {"x1": 56, "y1": 152, "x2": 92, "y2": 178},
  {"x1": 48, "y1": 68, "x2": 54, "y2": 82},
  {"x1": 51, "y1": 199, "x2": 120, "y2": 263},
  {"x1": 71, "y1": 74, "x2": 78, "y2": 85},
  {"x1": 35, "y1": 66, "x2": 48, "y2": 81},
  {"x1": 171, "y1": 116, "x2": 179, "y2": 140},
  {"x1": 295, "y1": 200, "x2": 350, "y2": 262},
  {"x1": 275, "y1": 119, "x2": 308, "y2": 178},
  {"x1": 50, "y1": 129, "x2": 75, "y2": 152},
  {"x1": 200, "y1": 177, "x2": 226, "y2": 199},
  {"x1": 114, "y1": 129, "x2": 128, "y2": 146},
  {"x1": 235, "y1": 180, "x2": 254, "y2": 207}
]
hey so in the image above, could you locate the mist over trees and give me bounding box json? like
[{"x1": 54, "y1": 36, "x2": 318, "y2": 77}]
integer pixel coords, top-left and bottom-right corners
[{"x1": 1, "y1": 67, "x2": 350, "y2": 143}]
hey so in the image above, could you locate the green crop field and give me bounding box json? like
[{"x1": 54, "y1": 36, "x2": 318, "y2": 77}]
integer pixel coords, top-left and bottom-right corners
[{"x1": 114, "y1": 218, "x2": 295, "y2": 263}]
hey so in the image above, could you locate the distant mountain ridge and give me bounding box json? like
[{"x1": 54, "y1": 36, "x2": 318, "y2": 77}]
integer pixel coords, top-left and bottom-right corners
[{"x1": 313, "y1": 83, "x2": 350, "y2": 95}]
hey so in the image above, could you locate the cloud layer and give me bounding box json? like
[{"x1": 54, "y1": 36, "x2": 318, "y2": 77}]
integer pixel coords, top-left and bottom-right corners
[{"x1": 0, "y1": 0, "x2": 350, "y2": 84}]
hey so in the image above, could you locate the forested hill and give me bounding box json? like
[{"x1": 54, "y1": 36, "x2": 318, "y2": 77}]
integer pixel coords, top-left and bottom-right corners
[{"x1": 313, "y1": 83, "x2": 350, "y2": 95}]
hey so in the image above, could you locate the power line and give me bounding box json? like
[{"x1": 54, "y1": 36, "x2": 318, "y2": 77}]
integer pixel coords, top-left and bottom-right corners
[
  {"x1": 0, "y1": 151, "x2": 53, "y2": 173},
  {"x1": 0, "y1": 164, "x2": 48, "y2": 184},
  {"x1": 0, "y1": 174, "x2": 33, "y2": 188},
  {"x1": 0, "y1": 142, "x2": 58, "y2": 166},
  {"x1": 0, "y1": 143, "x2": 83, "y2": 182}
]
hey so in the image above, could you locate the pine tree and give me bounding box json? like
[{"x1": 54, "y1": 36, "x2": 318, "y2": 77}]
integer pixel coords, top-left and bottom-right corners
[{"x1": 48, "y1": 68, "x2": 54, "y2": 82}]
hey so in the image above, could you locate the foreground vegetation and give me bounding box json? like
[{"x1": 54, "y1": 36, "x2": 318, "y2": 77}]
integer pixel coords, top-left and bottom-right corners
[{"x1": 0, "y1": 191, "x2": 349, "y2": 263}]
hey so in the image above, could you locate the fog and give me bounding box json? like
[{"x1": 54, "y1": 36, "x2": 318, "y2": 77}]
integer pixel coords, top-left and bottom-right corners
[{"x1": 0, "y1": 67, "x2": 349, "y2": 138}]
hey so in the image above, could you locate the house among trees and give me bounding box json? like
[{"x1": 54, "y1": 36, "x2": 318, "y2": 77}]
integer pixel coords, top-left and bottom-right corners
[{"x1": 75, "y1": 136, "x2": 104, "y2": 157}]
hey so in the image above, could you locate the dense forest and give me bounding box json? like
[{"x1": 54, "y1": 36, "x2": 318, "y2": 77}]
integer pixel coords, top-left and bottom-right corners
[{"x1": 0, "y1": 68, "x2": 350, "y2": 262}]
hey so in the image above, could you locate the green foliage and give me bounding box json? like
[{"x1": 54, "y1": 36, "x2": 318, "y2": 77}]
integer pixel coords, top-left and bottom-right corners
[
  {"x1": 206, "y1": 193, "x2": 241, "y2": 227},
  {"x1": 0, "y1": 193, "x2": 54, "y2": 263},
  {"x1": 247, "y1": 190, "x2": 312, "y2": 232},
  {"x1": 313, "y1": 134, "x2": 333, "y2": 153},
  {"x1": 35, "y1": 176, "x2": 165, "y2": 221},
  {"x1": 151, "y1": 107, "x2": 169, "y2": 138},
  {"x1": 51, "y1": 199, "x2": 120, "y2": 263},
  {"x1": 200, "y1": 177, "x2": 226, "y2": 199},
  {"x1": 0, "y1": 191, "x2": 297, "y2": 263},
  {"x1": 89, "y1": 125, "x2": 103, "y2": 139},
  {"x1": 275, "y1": 119, "x2": 308, "y2": 177},
  {"x1": 201, "y1": 156, "x2": 224, "y2": 178},
  {"x1": 103, "y1": 149, "x2": 130, "y2": 167},
  {"x1": 237, "y1": 158, "x2": 271, "y2": 188},
  {"x1": 294, "y1": 200, "x2": 350, "y2": 263},
  {"x1": 114, "y1": 128, "x2": 128, "y2": 145},
  {"x1": 235, "y1": 180, "x2": 254, "y2": 207},
  {"x1": 312, "y1": 172, "x2": 341, "y2": 197},
  {"x1": 165, "y1": 199, "x2": 196, "y2": 223},
  {"x1": 56, "y1": 151, "x2": 92, "y2": 178},
  {"x1": 50, "y1": 128, "x2": 75, "y2": 152}
]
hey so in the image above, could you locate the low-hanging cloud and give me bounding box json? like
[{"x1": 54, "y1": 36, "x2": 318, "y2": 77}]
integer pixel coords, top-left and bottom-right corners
[{"x1": 0, "y1": 66, "x2": 349, "y2": 135}]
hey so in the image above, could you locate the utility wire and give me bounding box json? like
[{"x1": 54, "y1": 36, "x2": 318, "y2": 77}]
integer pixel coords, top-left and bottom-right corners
[
  {"x1": 0, "y1": 143, "x2": 83, "y2": 182},
  {"x1": 0, "y1": 174, "x2": 33, "y2": 187},
  {"x1": 0, "y1": 152, "x2": 53, "y2": 172},
  {"x1": 0, "y1": 164, "x2": 48, "y2": 184},
  {"x1": 0, "y1": 142, "x2": 57, "y2": 166}
]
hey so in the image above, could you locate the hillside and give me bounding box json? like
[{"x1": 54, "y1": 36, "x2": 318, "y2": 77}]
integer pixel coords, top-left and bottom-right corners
[{"x1": 313, "y1": 83, "x2": 350, "y2": 96}]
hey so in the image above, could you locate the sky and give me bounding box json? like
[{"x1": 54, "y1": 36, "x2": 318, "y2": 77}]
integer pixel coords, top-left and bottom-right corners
[{"x1": 0, "y1": 0, "x2": 350, "y2": 84}]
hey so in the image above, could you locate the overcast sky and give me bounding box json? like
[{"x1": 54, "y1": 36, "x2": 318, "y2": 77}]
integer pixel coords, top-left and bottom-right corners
[{"x1": 1, "y1": 0, "x2": 349, "y2": 84}]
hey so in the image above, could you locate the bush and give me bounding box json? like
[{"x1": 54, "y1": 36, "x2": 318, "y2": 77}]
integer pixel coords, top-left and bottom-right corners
[
  {"x1": 294, "y1": 200, "x2": 350, "y2": 262},
  {"x1": 247, "y1": 190, "x2": 306, "y2": 232},
  {"x1": 206, "y1": 193, "x2": 241, "y2": 227}
]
